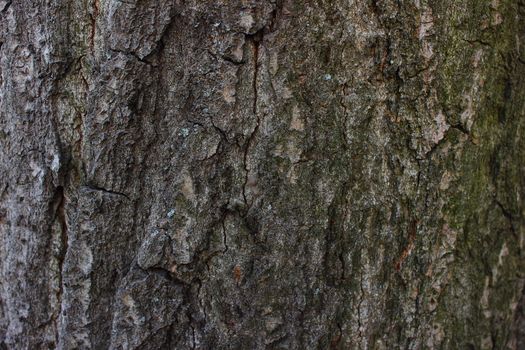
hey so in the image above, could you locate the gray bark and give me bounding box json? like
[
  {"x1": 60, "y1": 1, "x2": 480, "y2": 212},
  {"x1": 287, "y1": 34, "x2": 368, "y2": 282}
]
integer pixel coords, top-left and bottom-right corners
[{"x1": 1, "y1": 0, "x2": 524, "y2": 349}]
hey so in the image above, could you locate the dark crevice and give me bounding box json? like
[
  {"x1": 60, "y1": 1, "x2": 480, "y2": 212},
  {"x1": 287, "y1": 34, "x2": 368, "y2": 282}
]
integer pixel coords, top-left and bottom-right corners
[
  {"x1": 109, "y1": 48, "x2": 154, "y2": 66},
  {"x1": 134, "y1": 323, "x2": 174, "y2": 350},
  {"x1": 323, "y1": 182, "x2": 349, "y2": 287},
  {"x1": 494, "y1": 199, "x2": 513, "y2": 221},
  {"x1": 46, "y1": 119, "x2": 72, "y2": 345},
  {"x1": 221, "y1": 215, "x2": 228, "y2": 254},
  {"x1": 246, "y1": 30, "x2": 263, "y2": 116},
  {"x1": 394, "y1": 219, "x2": 418, "y2": 271},
  {"x1": 89, "y1": 0, "x2": 99, "y2": 51},
  {"x1": 207, "y1": 49, "x2": 245, "y2": 66},
  {"x1": 209, "y1": 117, "x2": 232, "y2": 144},
  {"x1": 338, "y1": 252, "x2": 346, "y2": 281},
  {"x1": 241, "y1": 30, "x2": 263, "y2": 209},
  {"x1": 416, "y1": 160, "x2": 423, "y2": 192},
  {"x1": 512, "y1": 283, "x2": 525, "y2": 348},
  {"x1": 494, "y1": 199, "x2": 517, "y2": 238},
  {"x1": 268, "y1": 1, "x2": 281, "y2": 32},
  {"x1": 187, "y1": 120, "x2": 204, "y2": 128},
  {"x1": 84, "y1": 184, "x2": 131, "y2": 200},
  {"x1": 50, "y1": 185, "x2": 68, "y2": 344},
  {"x1": 338, "y1": 83, "x2": 350, "y2": 149},
  {"x1": 405, "y1": 65, "x2": 431, "y2": 79},
  {"x1": 221, "y1": 54, "x2": 245, "y2": 66},
  {"x1": 356, "y1": 268, "x2": 365, "y2": 344},
  {"x1": 1, "y1": 0, "x2": 11, "y2": 13},
  {"x1": 190, "y1": 317, "x2": 196, "y2": 349},
  {"x1": 292, "y1": 157, "x2": 317, "y2": 165},
  {"x1": 147, "y1": 11, "x2": 179, "y2": 61},
  {"x1": 164, "y1": 322, "x2": 175, "y2": 350},
  {"x1": 330, "y1": 323, "x2": 343, "y2": 349},
  {"x1": 421, "y1": 121, "x2": 471, "y2": 161},
  {"x1": 142, "y1": 265, "x2": 188, "y2": 287},
  {"x1": 449, "y1": 122, "x2": 470, "y2": 136},
  {"x1": 108, "y1": 10, "x2": 178, "y2": 65},
  {"x1": 461, "y1": 38, "x2": 492, "y2": 47},
  {"x1": 196, "y1": 278, "x2": 206, "y2": 322}
]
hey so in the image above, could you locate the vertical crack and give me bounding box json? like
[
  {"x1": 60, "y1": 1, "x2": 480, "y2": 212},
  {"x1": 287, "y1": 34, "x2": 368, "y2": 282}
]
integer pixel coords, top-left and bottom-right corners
[
  {"x1": 330, "y1": 322, "x2": 343, "y2": 348},
  {"x1": 190, "y1": 320, "x2": 196, "y2": 349},
  {"x1": 494, "y1": 199, "x2": 517, "y2": 238},
  {"x1": 250, "y1": 32, "x2": 262, "y2": 116},
  {"x1": 338, "y1": 252, "x2": 346, "y2": 282},
  {"x1": 221, "y1": 215, "x2": 229, "y2": 254},
  {"x1": 242, "y1": 30, "x2": 263, "y2": 208},
  {"x1": 357, "y1": 268, "x2": 365, "y2": 345},
  {"x1": 394, "y1": 219, "x2": 418, "y2": 271},
  {"x1": 339, "y1": 83, "x2": 350, "y2": 149},
  {"x1": 89, "y1": 0, "x2": 100, "y2": 51},
  {"x1": 196, "y1": 278, "x2": 207, "y2": 322},
  {"x1": 51, "y1": 186, "x2": 68, "y2": 345}
]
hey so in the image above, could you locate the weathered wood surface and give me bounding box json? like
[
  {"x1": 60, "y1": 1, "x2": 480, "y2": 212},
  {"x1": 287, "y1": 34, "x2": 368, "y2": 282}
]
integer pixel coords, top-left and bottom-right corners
[{"x1": 0, "y1": 0, "x2": 524, "y2": 348}]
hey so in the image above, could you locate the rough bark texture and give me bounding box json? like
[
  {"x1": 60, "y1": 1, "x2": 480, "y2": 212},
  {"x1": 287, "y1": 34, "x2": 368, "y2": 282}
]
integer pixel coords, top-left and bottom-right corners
[{"x1": 1, "y1": 0, "x2": 524, "y2": 349}]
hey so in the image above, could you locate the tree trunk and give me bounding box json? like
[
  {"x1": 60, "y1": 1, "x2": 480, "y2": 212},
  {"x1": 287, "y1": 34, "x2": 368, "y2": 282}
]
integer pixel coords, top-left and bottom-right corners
[{"x1": 1, "y1": 0, "x2": 524, "y2": 348}]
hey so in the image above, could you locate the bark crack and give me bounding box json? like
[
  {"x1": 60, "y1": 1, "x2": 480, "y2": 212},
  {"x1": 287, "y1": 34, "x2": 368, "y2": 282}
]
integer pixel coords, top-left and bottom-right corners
[
  {"x1": 461, "y1": 38, "x2": 492, "y2": 47},
  {"x1": 394, "y1": 219, "x2": 418, "y2": 271},
  {"x1": 494, "y1": 198, "x2": 517, "y2": 237},
  {"x1": 338, "y1": 252, "x2": 346, "y2": 282},
  {"x1": 207, "y1": 49, "x2": 245, "y2": 66},
  {"x1": 421, "y1": 121, "x2": 471, "y2": 160},
  {"x1": 330, "y1": 323, "x2": 343, "y2": 349},
  {"x1": 51, "y1": 186, "x2": 68, "y2": 344},
  {"x1": 196, "y1": 278, "x2": 207, "y2": 322},
  {"x1": 109, "y1": 48, "x2": 154, "y2": 66},
  {"x1": 209, "y1": 116, "x2": 232, "y2": 144},
  {"x1": 338, "y1": 83, "x2": 350, "y2": 148},
  {"x1": 221, "y1": 215, "x2": 229, "y2": 254},
  {"x1": 357, "y1": 268, "x2": 365, "y2": 344},
  {"x1": 249, "y1": 32, "x2": 262, "y2": 116},
  {"x1": 146, "y1": 11, "x2": 179, "y2": 61},
  {"x1": 449, "y1": 122, "x2": 470, "y2": 136},
  {"x1": 134, "y1": 322, "x2": 174, "y2": 350},
  {"x1": 84, "y1": 184, "x2": 131, "y2": 200},
  {"x1": 142, "y1": 266, "x2": 187, "y2": 287},
  {"x1": 1, "y1": 0, "x2": 11, "y2": 13},
  {"x1": 241, "y1": 30, "x2": 263, "y2": 209},
  {"x1": 89, "y1": 0, "x2": 100, "y2": 51}
]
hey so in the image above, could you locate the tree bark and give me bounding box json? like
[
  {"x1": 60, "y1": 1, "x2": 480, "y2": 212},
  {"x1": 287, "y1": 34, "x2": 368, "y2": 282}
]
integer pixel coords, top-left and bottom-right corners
[{"x1": 1, "y1": 0, "x2": 524, "y2": 349}]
